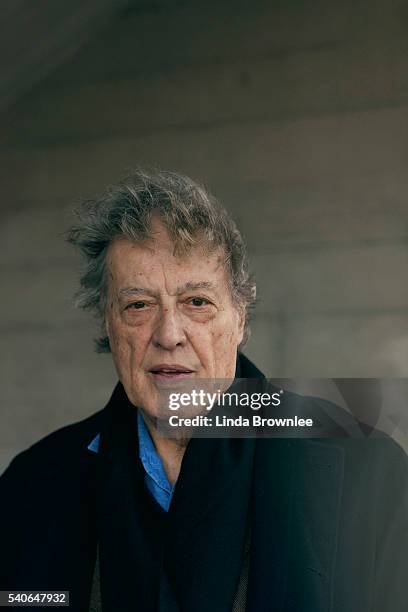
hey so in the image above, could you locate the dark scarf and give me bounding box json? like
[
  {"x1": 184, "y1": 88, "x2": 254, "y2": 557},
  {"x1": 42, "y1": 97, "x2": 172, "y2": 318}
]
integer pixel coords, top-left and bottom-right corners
[{"x1": 92, "y1": 354, "x2": 263, "y2": 612}]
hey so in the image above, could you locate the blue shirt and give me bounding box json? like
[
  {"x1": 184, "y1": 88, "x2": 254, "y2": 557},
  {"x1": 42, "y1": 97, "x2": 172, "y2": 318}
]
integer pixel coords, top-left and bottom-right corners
[{"x1": 87, "y1": 411, "x2": 175, "y2": 512}]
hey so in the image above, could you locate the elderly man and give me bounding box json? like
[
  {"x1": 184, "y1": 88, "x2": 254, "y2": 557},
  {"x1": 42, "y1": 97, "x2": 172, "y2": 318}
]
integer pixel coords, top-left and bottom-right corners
[{"x1": 0, "y1": 170, "x2": 407, "y2": 612}]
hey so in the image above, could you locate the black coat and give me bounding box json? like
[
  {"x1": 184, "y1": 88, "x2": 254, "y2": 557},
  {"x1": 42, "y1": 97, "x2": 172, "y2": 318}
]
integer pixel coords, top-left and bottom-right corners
[{"x1": 1, "y1": 355, "x2": 407, "y2": 611}]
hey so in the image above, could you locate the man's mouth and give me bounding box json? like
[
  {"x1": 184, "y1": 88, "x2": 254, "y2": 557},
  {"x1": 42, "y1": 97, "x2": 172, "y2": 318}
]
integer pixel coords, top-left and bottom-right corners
[{"x1": 149, "y1": 364, "x2": 195, "y2": 380}]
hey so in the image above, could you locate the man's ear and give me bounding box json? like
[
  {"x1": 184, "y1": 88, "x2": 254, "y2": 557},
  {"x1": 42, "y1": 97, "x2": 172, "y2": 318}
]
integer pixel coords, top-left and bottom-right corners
[
  {"x1": 104, "y1": 312, "x2": 111, "y2": 342},
  {"x1": 237, "y1": 309, "x2": 246, "y2": 345},
  {"x1": 103, "y1": 315, "x2": 114, "y2": 355}
]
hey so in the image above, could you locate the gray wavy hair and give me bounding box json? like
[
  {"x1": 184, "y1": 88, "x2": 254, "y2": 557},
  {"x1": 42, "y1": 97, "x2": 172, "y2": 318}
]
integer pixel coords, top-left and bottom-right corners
[{"x1": 67, "y1": 168, "x2": 256, "y2": 352}]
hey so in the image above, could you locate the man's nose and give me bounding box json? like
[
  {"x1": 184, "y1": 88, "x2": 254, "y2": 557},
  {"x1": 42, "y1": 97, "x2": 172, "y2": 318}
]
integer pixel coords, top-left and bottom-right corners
[{"x1": 152, "y1": 307, "x2": 187, "y2": 350}]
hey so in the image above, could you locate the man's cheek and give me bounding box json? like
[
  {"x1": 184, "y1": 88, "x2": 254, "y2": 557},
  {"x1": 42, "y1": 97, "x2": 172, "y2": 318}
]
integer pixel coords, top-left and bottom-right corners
[
  {"x1": 113, "y1": 326, "x2": 142, "y2": 353},
  {"x1": 211, "y1": 329, "x2": 235, "y2": 359},
  {"x1": 214, "y1": 325, "x2": 239, "y2": 347}
]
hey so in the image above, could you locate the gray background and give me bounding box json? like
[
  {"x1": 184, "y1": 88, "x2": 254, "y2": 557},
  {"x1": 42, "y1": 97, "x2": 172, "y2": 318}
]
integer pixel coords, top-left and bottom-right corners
[{"x1": 1, "y1": 0, "x2": 408, "y2": 473}]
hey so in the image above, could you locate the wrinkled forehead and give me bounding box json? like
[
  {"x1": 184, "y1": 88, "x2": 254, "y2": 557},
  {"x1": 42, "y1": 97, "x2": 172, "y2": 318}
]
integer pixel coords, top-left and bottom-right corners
[{"x1": 105, "y1": 233, "x2": 230, "y2": 294}]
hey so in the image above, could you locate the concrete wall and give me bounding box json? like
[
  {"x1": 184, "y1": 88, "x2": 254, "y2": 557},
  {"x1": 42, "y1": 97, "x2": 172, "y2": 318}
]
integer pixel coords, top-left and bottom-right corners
[{"x1": 1, "y1": 0, "x2": 408, "y2": 471}]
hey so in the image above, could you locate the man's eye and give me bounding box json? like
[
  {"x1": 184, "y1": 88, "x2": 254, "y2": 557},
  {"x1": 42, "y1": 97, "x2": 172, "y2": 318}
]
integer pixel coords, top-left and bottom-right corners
[
  {"x1": 188, "y1": 297, "x2": 209, "y2": 307},
  {"x1": 127, "y1": 301, "x2": 146, "y2": 309}
]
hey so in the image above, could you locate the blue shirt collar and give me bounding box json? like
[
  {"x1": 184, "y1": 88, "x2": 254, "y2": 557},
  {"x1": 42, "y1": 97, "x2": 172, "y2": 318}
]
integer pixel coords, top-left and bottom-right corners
[{"x1": 87, "y1": 409, "x2": 174, "y2": 511}]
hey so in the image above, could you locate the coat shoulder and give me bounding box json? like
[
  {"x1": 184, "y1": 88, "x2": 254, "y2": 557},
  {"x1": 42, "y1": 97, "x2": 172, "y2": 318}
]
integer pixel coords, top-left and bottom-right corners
[{"x1": 0, "y1": 408, "x2": 105, "y2": 485}]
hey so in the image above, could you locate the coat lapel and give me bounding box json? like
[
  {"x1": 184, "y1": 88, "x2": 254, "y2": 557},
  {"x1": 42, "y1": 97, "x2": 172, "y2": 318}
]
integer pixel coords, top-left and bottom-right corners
[{"x1": 162, "y1": 435, "x2": 256, "y2": 612}]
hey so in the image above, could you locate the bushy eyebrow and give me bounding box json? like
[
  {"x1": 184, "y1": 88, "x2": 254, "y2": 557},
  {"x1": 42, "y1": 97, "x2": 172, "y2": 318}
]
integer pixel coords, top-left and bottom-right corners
[
  {"x1": 182, "y1": 281, "x2": 215, "y2": 292},
  {"x1": 118, "y1": 281, "x2": 217, "y2": 299}
]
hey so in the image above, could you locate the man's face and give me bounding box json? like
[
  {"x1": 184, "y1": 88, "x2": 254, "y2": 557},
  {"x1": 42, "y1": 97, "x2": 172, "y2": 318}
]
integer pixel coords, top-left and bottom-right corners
[{"x1": 105, "y1": 219, "x2": 245, "y2": 418}]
